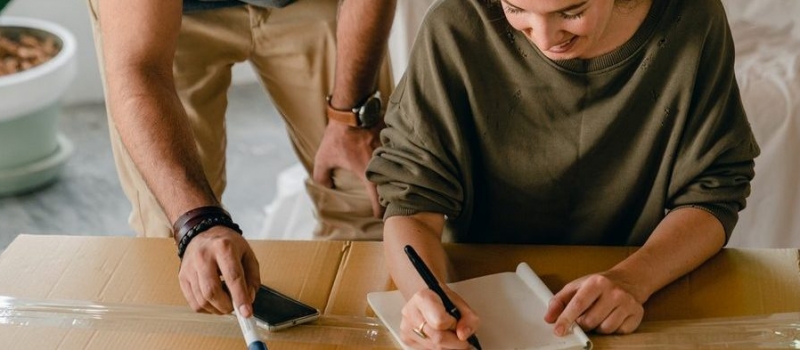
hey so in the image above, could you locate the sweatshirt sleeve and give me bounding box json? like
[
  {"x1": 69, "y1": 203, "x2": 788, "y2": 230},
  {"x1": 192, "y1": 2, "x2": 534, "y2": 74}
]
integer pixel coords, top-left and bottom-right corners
[
  {"x1": 667, "y1": 1, "x2": 760, "y2": 240},
  {"x1": 366, "y1": 3, "x2": 471, "y2": 220}
]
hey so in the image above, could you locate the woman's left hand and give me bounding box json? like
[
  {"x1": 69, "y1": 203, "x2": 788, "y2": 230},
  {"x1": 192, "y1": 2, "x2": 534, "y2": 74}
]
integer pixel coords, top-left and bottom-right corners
[{"x1": 544, "y1": 270, "x2": 645, "y2": 335}]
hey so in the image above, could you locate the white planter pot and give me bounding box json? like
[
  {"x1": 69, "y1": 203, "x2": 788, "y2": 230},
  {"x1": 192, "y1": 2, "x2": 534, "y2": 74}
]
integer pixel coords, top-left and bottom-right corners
[{"x1": 0, "y1": 17, "x2": 76, "y2": 196}]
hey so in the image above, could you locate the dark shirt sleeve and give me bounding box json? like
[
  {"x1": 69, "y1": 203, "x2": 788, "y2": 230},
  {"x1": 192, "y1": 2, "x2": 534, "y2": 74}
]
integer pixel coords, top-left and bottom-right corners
[
  {"x1": 366, "y1": 4, "x2": 470, "y2": 220},
  {"x1": 667, "y1": 1, "x2": 760, "y2": 241}
]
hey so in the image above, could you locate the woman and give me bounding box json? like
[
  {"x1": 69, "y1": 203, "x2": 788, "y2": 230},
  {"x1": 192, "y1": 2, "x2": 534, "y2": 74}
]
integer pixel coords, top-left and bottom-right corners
[{"x1": 366, "y1": 0, "x2": 759, "y2": 348}]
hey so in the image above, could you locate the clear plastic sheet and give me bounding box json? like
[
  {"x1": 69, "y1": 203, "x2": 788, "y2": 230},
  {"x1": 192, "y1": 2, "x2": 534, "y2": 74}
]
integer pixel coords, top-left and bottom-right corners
[
  {"x1": 2, "y1": 296, "x2": 799, "y2": 348},
  {"x1": 0, "y1": 296, "x2": 397, "y2": 347},
  {"x1": 592, "y1": 312, "x2": 800, "y2": 349}
]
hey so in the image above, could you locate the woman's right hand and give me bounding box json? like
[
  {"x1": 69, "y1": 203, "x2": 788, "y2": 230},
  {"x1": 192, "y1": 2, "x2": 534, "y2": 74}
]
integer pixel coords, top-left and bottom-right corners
[{"x1": 399, "y1": 286, "x2": 481, "y2": 349}]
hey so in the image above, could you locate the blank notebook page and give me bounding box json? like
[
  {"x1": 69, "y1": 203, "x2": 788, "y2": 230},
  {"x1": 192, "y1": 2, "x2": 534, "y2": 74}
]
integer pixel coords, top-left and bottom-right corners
[{"x1": 368, "y1": 263, "x2": 592, "y2": 350}]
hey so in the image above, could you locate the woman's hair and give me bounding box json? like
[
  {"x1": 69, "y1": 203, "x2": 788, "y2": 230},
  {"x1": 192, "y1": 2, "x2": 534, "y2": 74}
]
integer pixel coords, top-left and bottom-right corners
[{"x1": 490, "y1": 0, "x2": 643, "y2": 9}]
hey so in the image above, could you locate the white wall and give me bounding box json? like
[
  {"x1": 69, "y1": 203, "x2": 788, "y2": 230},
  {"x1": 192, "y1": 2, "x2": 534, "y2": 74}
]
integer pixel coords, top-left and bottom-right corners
[{"x1": 4, "y1": 0, "x2": 433, "y2": 106}]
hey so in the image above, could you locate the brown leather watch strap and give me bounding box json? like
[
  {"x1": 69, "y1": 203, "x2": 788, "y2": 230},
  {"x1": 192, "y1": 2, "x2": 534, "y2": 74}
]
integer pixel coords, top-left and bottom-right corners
[{"x1": 326, "y1": 95, "x2": 359, "y2": 127}]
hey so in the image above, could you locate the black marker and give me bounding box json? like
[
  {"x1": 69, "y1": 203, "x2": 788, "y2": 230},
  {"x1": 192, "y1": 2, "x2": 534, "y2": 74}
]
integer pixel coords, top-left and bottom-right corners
[{"x1": 404, "y1": 245, "x2": 482, "y2": 350}]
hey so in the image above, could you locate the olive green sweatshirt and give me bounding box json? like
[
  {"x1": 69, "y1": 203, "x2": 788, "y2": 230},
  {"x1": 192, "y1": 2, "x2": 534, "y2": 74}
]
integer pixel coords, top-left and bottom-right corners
[{"x1": 367, "y1": 0, "x2": 760, "y2": 245}]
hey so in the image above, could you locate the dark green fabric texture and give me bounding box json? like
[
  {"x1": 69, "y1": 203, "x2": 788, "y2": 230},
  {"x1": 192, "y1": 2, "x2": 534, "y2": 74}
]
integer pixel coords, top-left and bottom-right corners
[{"x1": 366, "y1": 0, "x2": 760, "y2": 246}]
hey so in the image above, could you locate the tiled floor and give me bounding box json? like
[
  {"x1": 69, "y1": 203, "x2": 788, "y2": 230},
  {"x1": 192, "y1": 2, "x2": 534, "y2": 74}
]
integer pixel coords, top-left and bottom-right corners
[{"x1": 0, "y1": 83, "x2": 296, "y2": 250}]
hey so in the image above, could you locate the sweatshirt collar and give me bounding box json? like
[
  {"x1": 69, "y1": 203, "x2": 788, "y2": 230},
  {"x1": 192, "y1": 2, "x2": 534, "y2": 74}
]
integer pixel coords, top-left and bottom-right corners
[{"x1": 533, "y1": 0, "x2": 669, "y2": 73}]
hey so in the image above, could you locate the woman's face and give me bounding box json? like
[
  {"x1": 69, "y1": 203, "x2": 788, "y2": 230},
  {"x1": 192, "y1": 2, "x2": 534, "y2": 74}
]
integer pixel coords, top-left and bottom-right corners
[{"x1": 500, "y1": 0, "x2": 617, "y2": 60}]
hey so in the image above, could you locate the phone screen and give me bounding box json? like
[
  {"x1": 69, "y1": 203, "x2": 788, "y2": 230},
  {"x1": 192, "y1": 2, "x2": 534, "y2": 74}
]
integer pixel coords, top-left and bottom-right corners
[{"x1": 252, "y1": 285, "x2": 320, "y2": 330}]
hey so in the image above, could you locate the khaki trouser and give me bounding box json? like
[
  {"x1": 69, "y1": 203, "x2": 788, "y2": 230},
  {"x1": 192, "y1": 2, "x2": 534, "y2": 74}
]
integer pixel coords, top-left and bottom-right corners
[{"x1": 87, "y1": 0, "x2": 392, "y2": 240}]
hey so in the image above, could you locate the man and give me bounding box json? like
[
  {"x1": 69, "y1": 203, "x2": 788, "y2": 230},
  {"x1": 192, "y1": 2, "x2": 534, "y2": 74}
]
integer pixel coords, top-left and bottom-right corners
[{"x1": 87, "y1": 0, "x2": 395, "y2": 319}]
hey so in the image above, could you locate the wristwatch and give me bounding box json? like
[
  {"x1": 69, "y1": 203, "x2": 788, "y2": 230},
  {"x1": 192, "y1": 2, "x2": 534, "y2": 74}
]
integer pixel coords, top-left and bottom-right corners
[{"x1": 326, "y1": 92, "x2": 382, "y2": 129}]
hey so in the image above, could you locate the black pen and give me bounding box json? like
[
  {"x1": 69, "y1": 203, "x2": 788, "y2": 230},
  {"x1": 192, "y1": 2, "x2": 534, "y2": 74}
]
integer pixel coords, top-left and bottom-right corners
[{"x1": 404, "y1": 245, "x2": 482, "y2": 350}]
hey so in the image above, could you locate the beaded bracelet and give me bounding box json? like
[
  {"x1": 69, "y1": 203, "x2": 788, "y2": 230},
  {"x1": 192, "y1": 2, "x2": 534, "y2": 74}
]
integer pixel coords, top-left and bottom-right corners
[
  {"x1": 172, "y1": 206, "x2": 229, "y2": 243},
  {"x1": 173, "y1": 206, "x2": 243, "y2": 259}
]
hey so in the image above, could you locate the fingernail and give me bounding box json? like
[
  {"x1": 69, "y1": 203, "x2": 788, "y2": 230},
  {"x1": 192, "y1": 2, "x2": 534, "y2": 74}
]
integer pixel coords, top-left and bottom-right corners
[
  {"x1": 462, "y1": 327, "x2": 473, "y2": 339},
  {"x1": 554, "y1": 325, "x2": 564, "y2": 336},
  {"x1": 238, "y1": 303, "x2": 250, "y2": 317}
]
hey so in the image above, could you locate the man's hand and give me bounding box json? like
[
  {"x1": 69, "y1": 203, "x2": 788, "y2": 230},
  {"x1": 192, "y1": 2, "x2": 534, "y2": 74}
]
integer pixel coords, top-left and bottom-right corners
[
  {"x1": 314, "y1": 0, "x2": 395, "y2": 220},
  {"x1": 178, "y1": 226, "x2": 261, "y2": 317},
  {"x1": 312, "y1": 120, "x2": 384, "y2": 218}
]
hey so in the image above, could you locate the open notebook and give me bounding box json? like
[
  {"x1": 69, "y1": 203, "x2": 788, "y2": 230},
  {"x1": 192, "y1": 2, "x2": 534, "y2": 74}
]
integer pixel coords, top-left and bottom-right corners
[{"x1": 368, "y1": 263, "x2": 592, "y2": 350}]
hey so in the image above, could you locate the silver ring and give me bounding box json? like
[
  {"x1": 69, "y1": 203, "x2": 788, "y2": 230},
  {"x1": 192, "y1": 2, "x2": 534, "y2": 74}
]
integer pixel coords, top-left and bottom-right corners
[{"x1": 413, "y1": 320, "x2": 428, "y2": 339}]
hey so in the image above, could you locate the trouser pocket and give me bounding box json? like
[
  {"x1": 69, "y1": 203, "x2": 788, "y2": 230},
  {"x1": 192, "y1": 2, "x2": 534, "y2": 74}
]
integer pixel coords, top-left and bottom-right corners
[{"x1": 304, "y1": 175, "x2": 383, "y2": 241}]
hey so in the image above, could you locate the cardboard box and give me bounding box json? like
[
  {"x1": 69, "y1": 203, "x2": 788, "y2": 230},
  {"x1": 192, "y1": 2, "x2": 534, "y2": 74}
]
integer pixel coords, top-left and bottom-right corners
[
  {"x1": 0, "y1": 234, "x2": 799, "y2": 349},
  {"x1": 0, "y1": 235, "x2": 359, "y2": 349},
  {"x1": 333, "y1": 243, "x2": 800, "y2": 322},
  {"x1": 445, "y1": 244, "x2": 800, "y2": 321}
]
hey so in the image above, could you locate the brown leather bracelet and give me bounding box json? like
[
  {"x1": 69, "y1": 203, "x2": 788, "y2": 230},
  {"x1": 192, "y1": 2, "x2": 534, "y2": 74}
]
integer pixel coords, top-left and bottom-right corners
[{"x1": 172, "y1": 206, "x2": 230, "y2": 244}]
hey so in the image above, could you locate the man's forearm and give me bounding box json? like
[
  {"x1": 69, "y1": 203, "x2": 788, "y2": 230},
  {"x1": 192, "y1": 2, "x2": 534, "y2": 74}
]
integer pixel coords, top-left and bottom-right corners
[
  {"x1": 99, "y1": 0, "x2": 217, "y2": 224},
  {"x1": 328, "y1": 0, "x2": 397, "y2": 109},
  {"x1": 106, "y1": 68, "x2": 218, "y2": 223}
]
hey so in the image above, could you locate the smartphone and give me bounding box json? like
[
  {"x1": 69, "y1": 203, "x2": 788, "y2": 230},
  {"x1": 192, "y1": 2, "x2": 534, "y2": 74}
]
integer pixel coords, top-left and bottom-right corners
[{"x1": 252, "y1": 284, "x2": 320, "y2": 331}]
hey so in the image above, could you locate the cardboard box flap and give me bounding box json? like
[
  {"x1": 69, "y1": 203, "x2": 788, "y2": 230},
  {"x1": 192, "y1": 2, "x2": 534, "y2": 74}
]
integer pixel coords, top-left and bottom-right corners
[
  {"x1": 0, "y1": 234, "x2": 183, "y2": 305},
  {"x1": 0, "y1": 235, "x2": 347, "y2": 311},
  {"x1": 249, "y1": 239, "x2": 348, "y2": 311},
  {"x1": 325, "y1": 242, "x2": 394, "y2": 316},
  {"x1": 647, "y1": 248, "x2": 800, "y2": 321},
  {"x1": 444, "y1": 244, "x2": 635, "y2": 287},
  {"x1": 0, "y1": 235, "x2": 352, "y2": 350},
  {"x1": 446, "y1": 245, "x2": 800, "y2": 321}
]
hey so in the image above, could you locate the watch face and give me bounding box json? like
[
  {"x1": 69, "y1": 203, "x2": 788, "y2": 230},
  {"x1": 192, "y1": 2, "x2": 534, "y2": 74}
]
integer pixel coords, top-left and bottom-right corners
[{"x1": 358, "y1": 96, "x2": 382, "y2": 128}]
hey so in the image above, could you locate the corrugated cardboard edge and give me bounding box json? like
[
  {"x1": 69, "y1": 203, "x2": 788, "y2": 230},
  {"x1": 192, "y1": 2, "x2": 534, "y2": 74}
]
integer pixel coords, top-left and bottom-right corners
[
  {"x1": 325, "y1": 241, "x2": 395, "y2": 317},
  {"x1": 248, "y1": 239, "x2": 348, "y2": 312}
]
